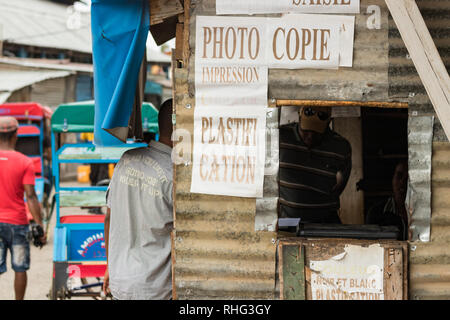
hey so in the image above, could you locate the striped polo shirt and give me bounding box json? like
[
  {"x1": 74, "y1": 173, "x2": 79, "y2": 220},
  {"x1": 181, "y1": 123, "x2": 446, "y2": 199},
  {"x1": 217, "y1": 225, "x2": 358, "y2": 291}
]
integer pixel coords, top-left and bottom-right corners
[{"x1": 279, "y1": 123, "x2": 352, "y2": 223}]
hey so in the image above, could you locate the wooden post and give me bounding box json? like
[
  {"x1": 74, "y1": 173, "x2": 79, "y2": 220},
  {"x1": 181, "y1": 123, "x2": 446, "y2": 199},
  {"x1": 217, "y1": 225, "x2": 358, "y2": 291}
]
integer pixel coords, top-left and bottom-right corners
[
  {"x1": 279, "y1": 244, "x2": 305, "y2": 300},
  {"x1": 333, "y1": 117, "x2": 365, "y2": 225},
  {"x1": 385, "y1": 0, "x2": 450, "y2": 140},
  {"x1": 149, "y1": 0, "x2": 184, "y2": 26}
]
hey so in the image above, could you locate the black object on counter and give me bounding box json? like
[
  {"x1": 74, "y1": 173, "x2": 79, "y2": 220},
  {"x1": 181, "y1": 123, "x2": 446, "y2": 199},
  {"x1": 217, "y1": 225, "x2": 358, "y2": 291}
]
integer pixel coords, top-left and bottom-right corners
[{"x1": 296, "y1": 223, "x2": 401, "y2": 240}]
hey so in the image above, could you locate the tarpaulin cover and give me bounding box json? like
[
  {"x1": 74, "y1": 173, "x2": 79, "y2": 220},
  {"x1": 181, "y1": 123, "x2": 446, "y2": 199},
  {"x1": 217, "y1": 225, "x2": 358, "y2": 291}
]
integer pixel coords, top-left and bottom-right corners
[{"x1": 91, "y1": 0, "x2": 150, "y2": 146}]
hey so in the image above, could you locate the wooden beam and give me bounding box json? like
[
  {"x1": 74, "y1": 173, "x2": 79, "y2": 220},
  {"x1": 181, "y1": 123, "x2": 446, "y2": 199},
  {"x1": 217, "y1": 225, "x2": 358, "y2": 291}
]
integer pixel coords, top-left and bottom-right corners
[
  {"x1": 183, "y1": 0, "x2": 190, "y2": 67},
  {"x1": 275, "y1": 99, "x2": 408, "y2": 109},
  {"x1": 385, "y1": 0, "x2": 450, "y2": 140},
  {"x1": 174, "y1": 22, "x2": 184, "y2": 62},
  {"x1": 149, "y1": 0, "x2": 184, "y2": 25}
]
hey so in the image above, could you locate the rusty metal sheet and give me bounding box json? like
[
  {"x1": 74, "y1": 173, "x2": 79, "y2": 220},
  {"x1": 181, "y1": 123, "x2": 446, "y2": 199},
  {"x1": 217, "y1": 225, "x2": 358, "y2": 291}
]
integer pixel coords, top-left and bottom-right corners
[{"x1": 174, "y1": 230, "x2": 277, "y2": 299}]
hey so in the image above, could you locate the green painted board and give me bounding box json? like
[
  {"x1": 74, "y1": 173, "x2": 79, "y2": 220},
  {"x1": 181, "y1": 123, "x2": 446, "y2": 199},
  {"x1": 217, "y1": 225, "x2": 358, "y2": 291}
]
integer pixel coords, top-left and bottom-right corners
[
  {"x1": 59, "y1": 190, "x2": 106, "y2": 207},
  {"x1": 282, "y1": 244, "x2": 306, "y2": 300},
  {"x1": 51, "y1": 101, "x2": 158, "y2": 133},
  {"x1": 58, "y1": 146, "x2": 140, "y2": 160}
]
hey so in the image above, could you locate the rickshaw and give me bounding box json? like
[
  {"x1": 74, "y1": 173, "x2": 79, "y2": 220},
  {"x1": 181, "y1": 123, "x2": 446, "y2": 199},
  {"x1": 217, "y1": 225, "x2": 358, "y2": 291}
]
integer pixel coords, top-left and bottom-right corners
[
  {"x1": 49, "y1": 100, "x2": 158, "y2": 300},
  {"x1": 0, "y1": 102, "x2": 53, "y2": 229}
]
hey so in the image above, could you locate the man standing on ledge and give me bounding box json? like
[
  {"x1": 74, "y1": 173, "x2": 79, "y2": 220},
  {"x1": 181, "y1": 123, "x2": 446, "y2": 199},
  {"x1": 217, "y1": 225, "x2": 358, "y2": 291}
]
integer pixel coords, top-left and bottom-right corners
[
  {"x1": 0, "y1": 116, "x2": 46, "y2": 300},
  {"x1": 103, "y1": 99, "x2": 174, "y2": 300},
  {"x1": 279, "y1": 106, "x2": 352, "y2": 224}
]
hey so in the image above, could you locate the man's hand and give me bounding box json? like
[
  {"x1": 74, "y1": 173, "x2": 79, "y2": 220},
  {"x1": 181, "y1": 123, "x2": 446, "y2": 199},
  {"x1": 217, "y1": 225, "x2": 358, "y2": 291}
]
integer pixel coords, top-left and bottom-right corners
[
  {"x1": 30, "y1": 222, "x2": 47, "y2": 248},
  {"x1": 103, "y1": 267, "x2": 110, "y2": 296},
  {"x1": 331, "y1": 171, "x2": 344, "y2": 195},
  {"x1": 38, "y1": 221, "x2": 47, "y2": 246}
]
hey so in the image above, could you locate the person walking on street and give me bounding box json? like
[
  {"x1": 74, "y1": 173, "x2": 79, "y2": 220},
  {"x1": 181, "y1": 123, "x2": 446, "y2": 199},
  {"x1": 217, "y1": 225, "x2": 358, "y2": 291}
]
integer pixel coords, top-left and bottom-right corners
[
  {"x1": 0, "y1": 116, "x2": 46, "y2": 300},
  {"x1": 103, "y1": 99, "x2": 174, "y2": 300}
]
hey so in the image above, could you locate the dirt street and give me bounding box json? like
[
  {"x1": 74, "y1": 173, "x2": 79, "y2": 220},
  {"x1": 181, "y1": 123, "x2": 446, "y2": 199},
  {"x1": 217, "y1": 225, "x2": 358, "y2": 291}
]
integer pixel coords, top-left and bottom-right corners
[
  {"x1": 0, "y1": 181, "x2": 100, "y2": 300},
  {"x1": 0, "y1": 211, "x2": 55, "y2": 300}
]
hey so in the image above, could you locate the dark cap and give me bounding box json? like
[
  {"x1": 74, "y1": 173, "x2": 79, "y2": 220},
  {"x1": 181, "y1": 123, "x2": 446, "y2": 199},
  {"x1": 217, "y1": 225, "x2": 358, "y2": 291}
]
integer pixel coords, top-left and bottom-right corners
[{"x1": 299, "y1": 106, "x2": 332, "y2": 134}]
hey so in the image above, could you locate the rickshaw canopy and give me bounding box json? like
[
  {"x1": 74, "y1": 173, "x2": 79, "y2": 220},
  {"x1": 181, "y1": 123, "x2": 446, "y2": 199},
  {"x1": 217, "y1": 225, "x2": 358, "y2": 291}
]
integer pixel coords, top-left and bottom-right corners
[
  {"x1": 0, "y1": 102, "x2": 52, "y2": 120},
  {"x1": 51, "y1": 100, "x2": 159, "y2": 134}
]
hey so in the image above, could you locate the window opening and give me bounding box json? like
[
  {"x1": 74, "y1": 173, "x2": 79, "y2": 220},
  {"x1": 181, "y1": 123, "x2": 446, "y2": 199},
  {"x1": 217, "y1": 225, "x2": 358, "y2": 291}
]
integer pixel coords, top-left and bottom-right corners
[{"x1": 277, "y1": 100, "x2": 409, "y2": 241}]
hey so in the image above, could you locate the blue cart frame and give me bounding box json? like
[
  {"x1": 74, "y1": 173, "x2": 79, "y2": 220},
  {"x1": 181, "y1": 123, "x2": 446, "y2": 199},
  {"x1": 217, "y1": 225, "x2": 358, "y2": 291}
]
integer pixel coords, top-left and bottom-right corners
[{"x1": 49, "y1": 101, "x2": 157, "y2": 299}]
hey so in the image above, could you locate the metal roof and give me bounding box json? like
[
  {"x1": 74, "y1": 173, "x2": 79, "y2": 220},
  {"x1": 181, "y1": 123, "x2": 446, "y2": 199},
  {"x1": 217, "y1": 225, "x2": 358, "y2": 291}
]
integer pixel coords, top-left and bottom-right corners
[
  {"x1": 0, "y1": 63, "x2": 72, "y2": 103},
  {"x1": 0, "y1": 0, "x2": 174, "y2": 62},
  {"x1": 0, "y1": 0, "x2": 92, "y2": 53},
  {"x1": 0, "y1": 57, "x2": 93, "y2": 73}
]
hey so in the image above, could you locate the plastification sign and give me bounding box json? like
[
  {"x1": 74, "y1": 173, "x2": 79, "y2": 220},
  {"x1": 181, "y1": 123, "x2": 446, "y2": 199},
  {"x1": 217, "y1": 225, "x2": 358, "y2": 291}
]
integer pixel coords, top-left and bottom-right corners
[
  {"x1": 309, "y1": 244, "x2": 385, "y2": 300},
  {"x1": 192, "y1": 16, "x2": 269, "y2": 198}
]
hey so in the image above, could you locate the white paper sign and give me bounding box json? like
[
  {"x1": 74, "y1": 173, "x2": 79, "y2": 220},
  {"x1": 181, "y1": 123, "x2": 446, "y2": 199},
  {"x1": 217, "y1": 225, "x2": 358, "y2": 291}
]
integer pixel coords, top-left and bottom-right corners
[
  {"x1": 216, "y1": 0, "x2": 360, "y2": 15},
  {"x1": 190, "y1": 105, "x2": 267, "y2": 197},
  {"x1": 309, "y1": 244, "x2": 385, "y2": 300},
  {"x1": 195, "y1": 16, "x2": 269, "y2": 106},
  {"x1": 195, "y1": 15, "x2": 346, "y2": 70},
  {"x1": 333, "y1": 15, "x2": 355, "y2": 67},
  {"x1": 267, "y1": 15, "x2": 341, "y2": 69},
  {"x1": 193, "y1": 16, "x2": 268, "y2": 198},
  {"x1": 192, "y1": 15, "x2": 354, "y2": 197}
]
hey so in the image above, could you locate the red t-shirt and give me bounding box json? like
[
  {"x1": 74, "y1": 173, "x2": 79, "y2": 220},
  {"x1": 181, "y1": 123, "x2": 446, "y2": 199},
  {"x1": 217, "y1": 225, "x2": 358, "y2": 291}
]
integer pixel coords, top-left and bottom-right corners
[{"x1": 0, "y1": 150, "x2": 35, "y2": 225}]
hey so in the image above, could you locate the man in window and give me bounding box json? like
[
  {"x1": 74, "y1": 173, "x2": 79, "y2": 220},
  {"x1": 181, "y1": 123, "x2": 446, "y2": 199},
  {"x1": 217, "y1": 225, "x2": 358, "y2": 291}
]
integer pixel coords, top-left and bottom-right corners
[{"x1": 279, "y1": 106, "x2": 352, "y2": 224}]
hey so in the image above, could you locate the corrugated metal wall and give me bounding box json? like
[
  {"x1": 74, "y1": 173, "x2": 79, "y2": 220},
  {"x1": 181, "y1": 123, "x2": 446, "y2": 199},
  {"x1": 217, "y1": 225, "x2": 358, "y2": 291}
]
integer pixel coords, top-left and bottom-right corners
[
  {"x1": 173, "y1": 66, "x2": 278, "y2": 300},
  {"x1": 173, "y1": 0, "x2": 278, "y2": 299},
  {"x1": 269, "y1": 0, "x2": 390, "y2": 102},
  {"x1": 389, "y1": 0, "x2": 450, "y2": 142},
  {"x1": 75, "y1": 74, "x2": 94, "y2": 102},
  {"x1": 409, "y1": 142, "x2": 450, "y2": 300},
  {"x1": 174, "y1": 0, "x2": 450, "y2": 299},
  {"x1": 389, "y1": 0, "x2": 450, "y2": 300},
  {"x1": 31, "y1": 75, "x2": 77, "y2": 108}
]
